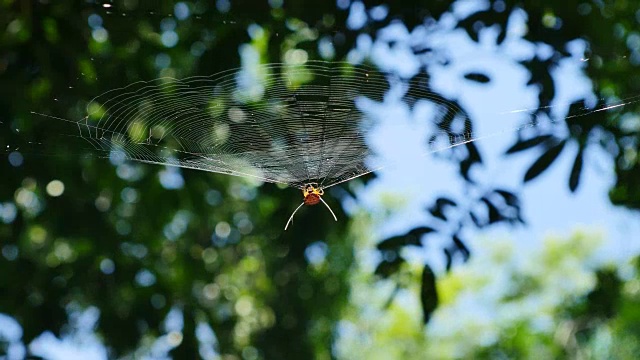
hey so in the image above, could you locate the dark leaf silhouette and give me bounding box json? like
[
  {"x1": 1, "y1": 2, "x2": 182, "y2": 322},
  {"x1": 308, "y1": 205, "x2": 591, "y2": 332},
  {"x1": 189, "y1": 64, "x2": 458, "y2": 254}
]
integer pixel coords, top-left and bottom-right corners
[
  {"x1": 374, "y1": 255, "x2": 405, "y2": 279},
  {"x1": 469, "y1": 211, "x2": 482, "y2": 227},
  {"x1": 470, "y1": 189, "x2": 524, "y2": 226},
  {"x1": 460, "y1": 141, "x2": 483, "y2": 181},
  {"x1": 496, "y1": 25, "x2": 507, "y2": 45},
  {"x1": 505, "y1": 134, "x2": 554, "y2": 154},
  {"x1": 452, "y1": 234, "x2": 470, "y2": 260},
  {"x1": 420, "y1": 265, "x2": 438, "y2": 324},
  {"x1": 429, "y1": 208, "x2": 447, "y2": 220},
  {"x1": 569, "y1": 149, "x2": 584, "y2": 192},
  {"x1": 455, "y1": 6, "x2": 512, "y2": 46},
  {"x1": 460, "y1": 157, "x2": 475, "y2": 182},
  {"x1": 481, "y1": 197, "x2": 504, "y2": 224},
  {"x1": 376, "y1": 226, "x2": 434, "y2": 251},
  {"x1": 492, "y1": 189, "x2": 525, "y2": 224},
  {"x1": 429, "y1": 197, "x2": 457, "y2": 220},
  {"x1": 466, "y1": 141, "x2": 482, "y2": 164},
  {"x1": 376, "y1": 235, "x2": 418, "y2": 251},
  {"x1": 494, "y1": 189, "x2": 519, "y2": 207},
  {"x1": 444, "y1": 248, "x2": 453, "y2": 272},
  {"x1": 521, "y1": 57, "x2": 556, "y2": 109},
  {"x1": 412, "y1": 45, "x2": 432, "y2": 55},
  {"x1": 566, "y1": 99, "x2": 605, "y2": 141},
  {"x1": 408, "y1": 226, "x2": 436, "y2": 237},
  {"x1": 586, "y1": 269, "x2": 622, "y2": 318},
  {"x1": 524, "y1": 139, "x2": 567, "y2": 182},
  {"x1": 464, "y1": 72, "x2": 490, "y2": 83},
  {"x1": 429, "y1": 207, "x2": 447, "y2": 221},
  {"x1": 435, "y1": 197, "x2": 457, "y2": 208}
]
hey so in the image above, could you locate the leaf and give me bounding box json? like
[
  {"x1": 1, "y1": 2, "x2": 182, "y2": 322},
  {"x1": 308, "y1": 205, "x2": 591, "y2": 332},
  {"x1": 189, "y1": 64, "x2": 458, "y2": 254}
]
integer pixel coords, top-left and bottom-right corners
[
  {"x1": 569, "y1": 149, "x2": 584, "y2": 192},
  {"x1": 524, "y1": 140, "x2": 567, "y2": 182},
  {"x1": 478, "y1": 189, "x2": 525, "y2": 225},
  {"x1": 452, "y1": 234, "x2": 470, "y2": 260},
  {"x1": 435, "y1": 197, "x2": 457, "y2": 208},
  {"x1": 460, "y1": 158, "x2": 474, "y2": 183},
  {"x1": 494, "y1": 189, "x2": 519, "y2": 207},
  {"x1": 566, "y1": 99, "x2": 607, "y2": 140},
  {"x1": 505, "y1": 134, "x2": 554, "y2": 154},
  {"x1": 521, "y1": 58, "x2": 556, "y2": 108},
  {"x1": 377, "y1": 235, "x2": 415, "y2": 251},
  {"x1": 408, "y1": 226, "x2": 436, "y2": 237},
  {"x1": 496, "y1": 27, "x2": 507, "y2": 45},
  {"x1": 464, "y1": 72, "x2": 490, "y2": 83},
  {"x1": 481, "y1": 197, "x2": 503, "y2": 224},
  {"x1": 374, "y1": 255, "x2": 405, "y2": 279},
  {"x1": 430, "y1": 207, "x2": 447, "y2": 221},
  {"x1": 586, "y1": 269, "x2": 622, "y2": 318},
  {"x1": 458, "y1": 12, "x2": 485, "y2": 42},
  {"x1": 412, "y1": 45, "x2": 432, "y2": 55},
  {"x1": 466, "y1": 141, "x2": 482, "y2": 164},
  {"x1": 459, "y1": 140, "x2": 483, "y2": 182},
  {"x1": 444, "y1": 248, "x2": 453, "y2": 272},
  {"x1": 420, "y1": 265, "x2": 438, "y2": 324},
  {"x1": 469, "y1": 211, "x2": 483, "y2": 227},
  {"x1": 429, "y1": 197, "x2": 457, "y2": 220},
  {"x1": 376, "y1": 226, "x2": 434, "y2": 251}
]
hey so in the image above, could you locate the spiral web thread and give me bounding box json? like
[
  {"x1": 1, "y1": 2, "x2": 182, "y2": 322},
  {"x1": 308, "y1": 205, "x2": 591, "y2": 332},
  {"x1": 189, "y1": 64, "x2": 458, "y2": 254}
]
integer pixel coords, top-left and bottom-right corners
[
  {"x1": 25, "y1": 60, "x2": 630, "y2": 190},
  {"x1": 21, "y1": 61, "x2": 467, "y2": 189}
]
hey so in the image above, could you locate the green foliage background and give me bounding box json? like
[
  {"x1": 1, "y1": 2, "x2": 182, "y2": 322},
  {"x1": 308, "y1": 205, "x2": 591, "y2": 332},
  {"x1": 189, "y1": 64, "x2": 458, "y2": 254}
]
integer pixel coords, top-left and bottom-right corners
[{"x1": 0, "y1": 0, "x2": 639, "y2": 359}]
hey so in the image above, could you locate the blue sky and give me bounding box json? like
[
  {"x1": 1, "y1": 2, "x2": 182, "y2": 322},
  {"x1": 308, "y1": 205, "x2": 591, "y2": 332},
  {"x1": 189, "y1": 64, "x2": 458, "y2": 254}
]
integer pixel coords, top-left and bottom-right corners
[{"x1": 347, "y1": 2, "x2": 640, "y2": 272}]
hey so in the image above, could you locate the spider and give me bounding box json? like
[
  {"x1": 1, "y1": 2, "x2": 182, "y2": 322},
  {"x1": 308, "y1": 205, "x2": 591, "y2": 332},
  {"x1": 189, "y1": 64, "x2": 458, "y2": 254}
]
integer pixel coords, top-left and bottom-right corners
[{"x1": 284, "y1": 183, "x2": 337, "y2": 230}]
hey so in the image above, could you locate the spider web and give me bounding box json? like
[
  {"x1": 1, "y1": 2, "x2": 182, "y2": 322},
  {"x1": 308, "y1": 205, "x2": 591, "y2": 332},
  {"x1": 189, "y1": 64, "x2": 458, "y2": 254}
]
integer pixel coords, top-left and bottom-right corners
[
  {"x1": 19, "y1": 60, "x2": 635, "y2": 190},
  {"x1": 21, "y1": 61, "x2": 460, "y2": 189}
]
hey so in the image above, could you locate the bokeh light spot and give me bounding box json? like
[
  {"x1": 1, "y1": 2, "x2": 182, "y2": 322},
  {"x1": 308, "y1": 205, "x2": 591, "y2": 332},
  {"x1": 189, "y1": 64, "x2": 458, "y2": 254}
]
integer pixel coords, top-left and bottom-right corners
[
  {"x1": 100, "y1": 258, "x2": 115, "y2": 274},
  {"x1": 205, "y1": 189, "x2": 222, "y2": 205},
  {"x1": 87, "y1": 14, "x2": 103, "y2": 28},
  {"x1": 0, "y1": 202, "x2": 17, "y2": 224},
  {"x1": 92, "y1": 28, "x2": 108, "y2": 43},
  {"x1": 174, "y1": 2, "x2": 190, "y2": 20},
  {"x1": 235, "y1": 297, "x2": 253, "y2": 317},
  {"x1": 135, "y1": 269, "x2": 157, "y2": 287},
  {"x1": 167, "y1": 331, "x2": 183, "y2": 347},
  {"x1": 215, "y1": 221, "x2": 231, "y2": 238},
  {"x1": 161, "y1": 31, "x2": 179, "y2": 47},
  {"x1": 45, "y1": 180, "x2": 65, "y2": 197},
  {"x1": 8, "y1": 151, "x2": 23, "y2": 167},
  {"x1": 2, "y1": 245, "x2": 19, "y2": 261},
  {"x1": 305, "y1": 241, "x2": 328, "y2": 266},
  {"x1": 216, "y1": 0, "x2": 230, "y2": 13},
  {"x1": 155, "y1": 53, "x2": 171, "y2": 69}
]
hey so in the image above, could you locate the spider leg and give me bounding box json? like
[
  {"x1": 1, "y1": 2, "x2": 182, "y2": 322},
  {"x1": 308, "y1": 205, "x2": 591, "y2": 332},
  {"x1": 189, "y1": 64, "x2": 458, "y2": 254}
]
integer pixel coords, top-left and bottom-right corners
[
  {"x1": 284, "y1": 201, "x2": 305, "y2": 230},
  {"x1": 319, "y1": 197, "x2": 338, "y2": 222}
]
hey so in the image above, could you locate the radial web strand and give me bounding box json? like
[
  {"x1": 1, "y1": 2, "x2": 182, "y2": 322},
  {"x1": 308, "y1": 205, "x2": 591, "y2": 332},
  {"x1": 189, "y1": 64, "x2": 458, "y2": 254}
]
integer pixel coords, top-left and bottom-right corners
[{"x1": 21, "y1": 60, "x2": 635, "y2": 190}]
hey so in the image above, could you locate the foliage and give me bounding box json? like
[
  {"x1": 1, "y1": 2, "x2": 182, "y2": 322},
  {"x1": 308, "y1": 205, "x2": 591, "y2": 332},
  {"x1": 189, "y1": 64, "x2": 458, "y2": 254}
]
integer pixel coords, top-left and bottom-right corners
[
  {"x1": 0, "y1": 1, "x2": 360, "y2": 358},
  {"x1": 0, "y1": 0, "x2": 639, "y2": 358},
  {"x1": 369, "y1": 0, "x2": 640, "y2": 323},
  {"x1": 337, "y1": 220, "x2": 640, "y2": 359}
]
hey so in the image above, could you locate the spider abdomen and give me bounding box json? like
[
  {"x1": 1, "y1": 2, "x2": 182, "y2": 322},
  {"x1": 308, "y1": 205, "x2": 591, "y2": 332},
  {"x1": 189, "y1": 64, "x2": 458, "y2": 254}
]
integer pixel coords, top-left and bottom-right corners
[{"x1": 304, "y1": 194, "x2": 321, "y2": 205}]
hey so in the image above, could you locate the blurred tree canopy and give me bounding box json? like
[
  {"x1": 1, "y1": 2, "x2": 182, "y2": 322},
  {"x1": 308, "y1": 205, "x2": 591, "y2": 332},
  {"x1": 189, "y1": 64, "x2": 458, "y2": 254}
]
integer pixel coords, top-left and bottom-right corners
[
  {"x1": 1, "y1": 0, "x2": 639, "y2": 358},
  {"x1": 338, "y1": 222, "x2": 640, "y2": 359}
]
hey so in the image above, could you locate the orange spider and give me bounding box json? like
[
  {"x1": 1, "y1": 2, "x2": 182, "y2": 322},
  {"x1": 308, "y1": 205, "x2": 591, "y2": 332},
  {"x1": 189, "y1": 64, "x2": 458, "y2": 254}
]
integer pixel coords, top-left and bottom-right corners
[{"x1": 285, "y1": 183, "x2": 337, "y2": 230}]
